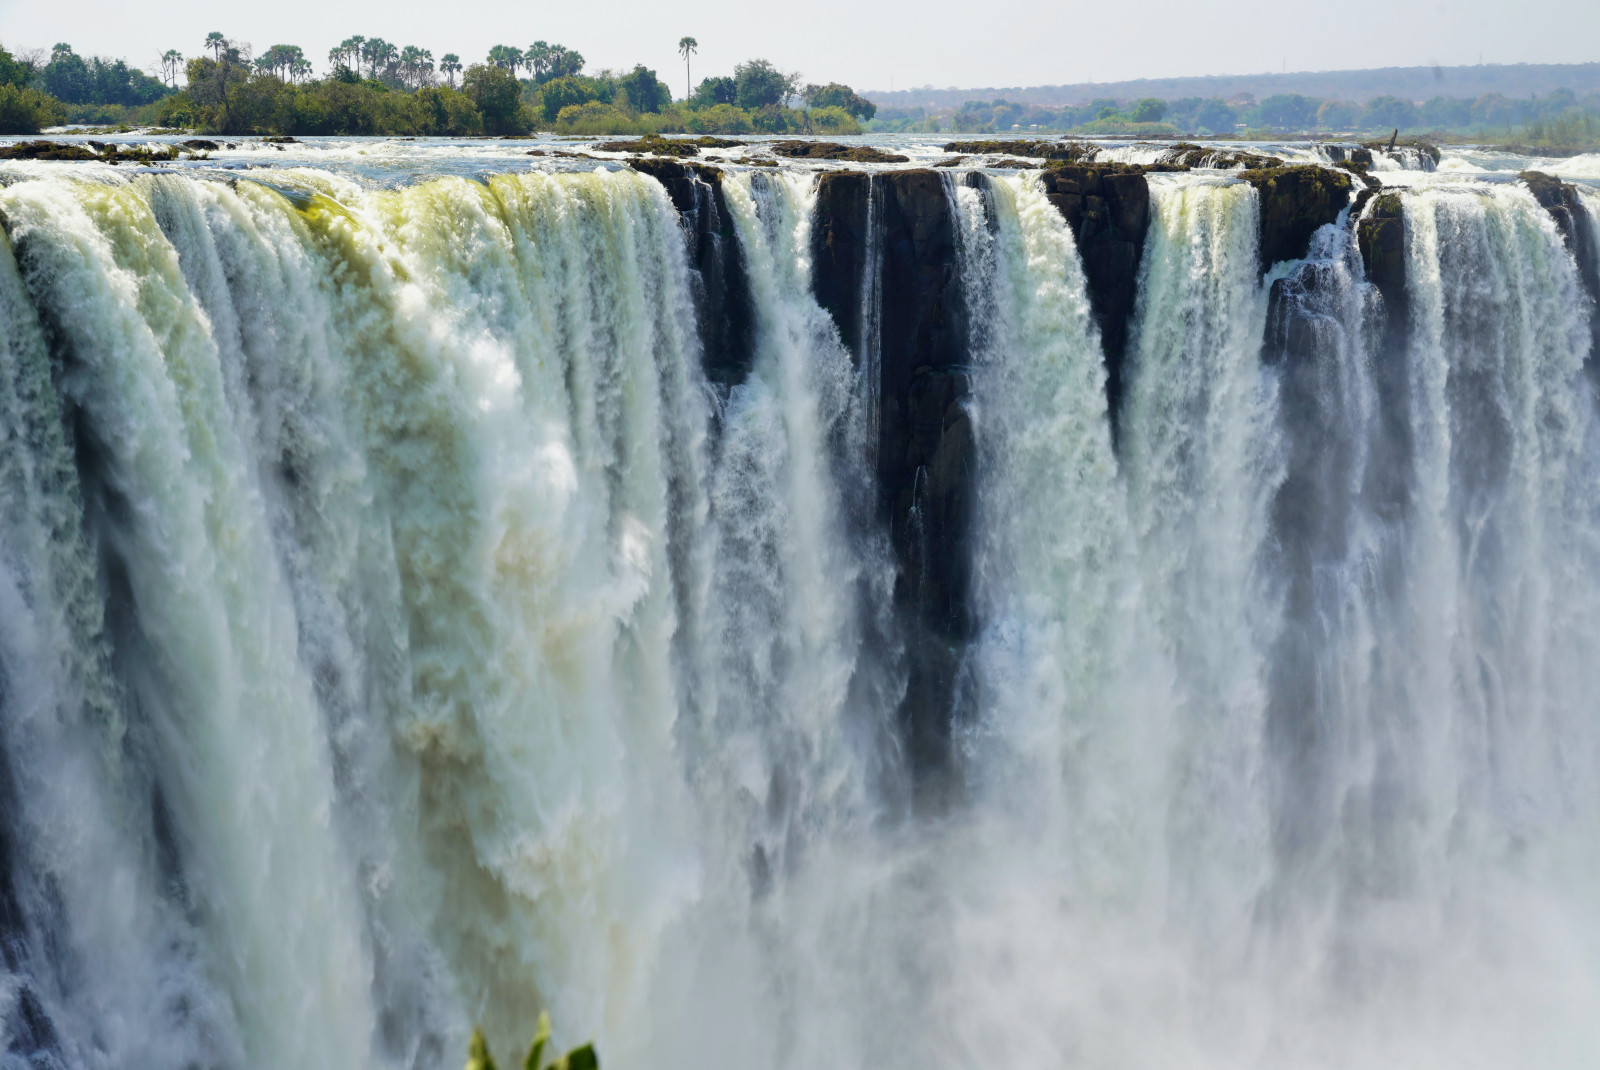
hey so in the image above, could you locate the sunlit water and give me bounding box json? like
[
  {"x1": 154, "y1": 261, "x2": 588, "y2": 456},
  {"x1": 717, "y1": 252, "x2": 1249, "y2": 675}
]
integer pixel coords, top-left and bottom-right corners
[{"x1": 0, "y1": 140, "x2": 1598, "y2": 1069}]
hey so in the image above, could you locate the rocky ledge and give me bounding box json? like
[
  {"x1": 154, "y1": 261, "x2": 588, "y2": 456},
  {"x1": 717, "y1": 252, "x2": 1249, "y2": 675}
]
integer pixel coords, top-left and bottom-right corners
[
  {"x1": 627, "y1": 159, "x2": 754, "y2": 389},
  {"x1": 940, "y1": 139, "x2": 1098, "y2": 161},
  {"x1": 1036, "y1": 163, "x2": 1152, "y2": 432},
  {"x1": 769, "y1": 141, "x2": 910, "y2": 164},
  {"x1": 0, "y1": 140, "x2": 191, "y2": 164},
  {"x1": 1522, "y1": 171, "x2": 1600, "y2": 367},
  {"x1": 593, "y1": 134, "x2": 747, "y2": 156},
  {"x1": 1238, "y1": 165, "x2": 1353, "y2": 270}
]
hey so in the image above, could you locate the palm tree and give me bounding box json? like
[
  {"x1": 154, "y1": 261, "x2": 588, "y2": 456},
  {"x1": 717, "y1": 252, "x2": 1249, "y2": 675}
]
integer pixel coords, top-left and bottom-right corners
[
  {"x1": 205, "y1": 32, "x2": 226, "y2": 60},
  {"x1": 440, "y1": 53, "x2": 461, "y2": 88},
  {"x1": 398, "y1": 46, "x2": 434, "y2": 89},
  {"x1": 678, "y1": 37, "x2": 697, "y2": 100},
  {"x1": 364, "y1": 38, "x2": 396, "y2": 80},
  {"x1": 160, "y1": 49, "x2": 183, "y2": 87},
  {"x1": 487, "y1": 44, "x2": 524, "y2": 77}
]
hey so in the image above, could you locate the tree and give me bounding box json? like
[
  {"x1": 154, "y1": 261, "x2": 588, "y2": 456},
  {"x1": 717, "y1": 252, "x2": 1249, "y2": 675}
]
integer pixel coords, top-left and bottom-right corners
[
  {"x1": 463, "y1": 62, "x2": 529, "y2": 133},
  {"x1": 487, "y1": 45, "x2": 524, "y2": 77},
  {"x1": 539, "y1": 75, "x2": 599, "y2": 121},
  {"x1": 1257, "y1": 93, "x2": 1317, "y2": 130},
  {"x1": 619, "y1": 64, "x2": 666, "y2": 113},
  {"x1": 255, "y1": 45, "x2": 305, "y2": 83},
  {"x1": 677, "y1": 37, "x2": 696, "y2": 100},
  {"x1": 527, "y1": 42, "x2": 582, "y2": 82},
  {"x1": 1361, "y1": 94, "x2": 1418, "y2": 131},
  {"x1": 1194, "y1": 97, "x2": 1237, "y2": 133},
  {"x1": 1128, "y1": 97, "x2": 1167, "y2": 123},
  {"x1": 330, "y1": 36, "x2": 365, "y2": 73},
  {"x1": 205, "y1": 32, "x2": 226, "y2": 61},
  {"x1": 691, "y1": 76, "x2": 736, "y2": 108},
  {"x1": 161, "y1": 49, "x2": 184, "y2": 87},
  {"x1": 0, "y1": 45, "x2": 33, "y2": 89},
  {"x1": 42, "y1": 46, "x2": 91, "y2": 104},
  {"x1": 399, "y1": 46, "x2": 434, "y2": 89},
  {"x1": 1316, "y1": 99, "x2": 1359, "y2": 130},
  {"x1": 364, "y1": 38, "x2": 396, "y2": 80},
  {"x1": 440, "y1": 53, "x2": 461, "y2": 88},
  {"x1": 802, "y1": 82, "x2": 875, "y2": 120},
  {"x1": 733, "y1": 59, "x2": 797, "y2": 110}
]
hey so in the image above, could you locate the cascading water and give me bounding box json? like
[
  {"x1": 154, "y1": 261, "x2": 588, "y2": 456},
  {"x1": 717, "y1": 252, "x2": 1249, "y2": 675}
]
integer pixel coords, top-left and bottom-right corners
[{"x1": 1, "y1": 147, "x2": 1599, "y2": 1070}]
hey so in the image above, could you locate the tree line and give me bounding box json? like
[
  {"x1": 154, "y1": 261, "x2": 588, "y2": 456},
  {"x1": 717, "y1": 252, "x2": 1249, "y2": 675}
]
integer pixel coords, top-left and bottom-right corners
[
  {"x1": 886, "y1": 87, "x2": 1600, "y2": 148},
  {"x1": 0, "y1": 33, "x2": 878, "y2": 137}
]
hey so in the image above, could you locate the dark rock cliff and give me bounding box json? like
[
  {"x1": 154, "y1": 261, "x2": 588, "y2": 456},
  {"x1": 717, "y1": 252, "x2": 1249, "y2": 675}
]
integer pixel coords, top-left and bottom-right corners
[
  {"x1": 1038, "y1": 164, "x2": 1152, "y2": 437},
  {"x1": 629, "y1": 158, "x2": 755, "y2": 392},
  {"x1": 1239, "y1": 165, "x2": 1354, "y2": 272},
  {"x1": 1522, "y1": 171, "x2": 1600, "y2": 370},
  {"x1": 1353, "y1": 191, "x2": 1414, "y2": 514},
  {"x1": 825, "y1": 169, "x2": 974, "y2": 791},
  {"x1": 639, "y1": 154, "x2": 1407, "y2": 800},
  {"x1": 811, "y1": 171, "x2": 874, "y2": 358}
]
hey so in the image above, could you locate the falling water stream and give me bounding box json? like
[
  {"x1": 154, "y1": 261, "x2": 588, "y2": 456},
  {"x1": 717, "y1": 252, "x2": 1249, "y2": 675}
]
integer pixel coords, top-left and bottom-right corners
[{"x1": 0, "y1": 151, "x2": 1598, "y2": 1069}]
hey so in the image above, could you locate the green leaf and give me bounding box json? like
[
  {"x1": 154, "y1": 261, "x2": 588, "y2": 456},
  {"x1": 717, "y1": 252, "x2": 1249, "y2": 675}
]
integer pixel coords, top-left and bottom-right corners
[
  {"x1": 523, "y1": 1010, "x2": 552, "y2": 1070},
  {"x1": 466, "y1": 1026, "x2": 499, "y2": 1070}
]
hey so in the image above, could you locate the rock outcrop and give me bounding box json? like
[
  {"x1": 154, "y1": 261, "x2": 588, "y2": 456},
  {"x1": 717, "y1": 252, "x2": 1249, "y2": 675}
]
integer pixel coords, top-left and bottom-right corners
[
  {"x1": 1316, "y1": 144, "x2": 1374, "y2": 167},
  {"x1": 595, "y1": 134, "x2": 747, "y2": 156},
  {"x1": 769, "y1": 142, "x2": 909, "y2": 164},
  {"x1": 1160, "y1": 143, "x2": 1282, "y2": 169},
  {"x1": 1038, "y1": 163, "x2": 1153, "y2": 435},
  {"x1": 1239, "y1": 165, "x2": 1353, "y2": 271},
  {"x1": 1522, "y1": 171, "x2": 1600, "y2": 370},
  {"x1": 812, "y1": 168, "x2": 973, "y2": 791},
  {"x1": 939, "y1": 140, "x2": 1097, "y2": 161},
  {"x1": 628, "y1": 158, "x2": 755, "y2": 390},
  {"x1": 1357, "y1": 191, "x2": 1406, "y2": 300},
  {"x1": 810, "y1": 171, "x2": 874, "y2": 358},
  {"x1": 0, "y1": 141, "x2": 183, "y2": 164},
  {"x1": 876, "y1": 171, "x2": 973, "y2": 790}
]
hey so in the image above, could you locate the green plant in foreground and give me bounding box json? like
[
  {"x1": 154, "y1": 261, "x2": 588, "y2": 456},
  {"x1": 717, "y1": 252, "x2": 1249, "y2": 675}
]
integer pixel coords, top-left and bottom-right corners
[{"x1": 466, "y1": 1012, "x2": 598, "y2": 1070}]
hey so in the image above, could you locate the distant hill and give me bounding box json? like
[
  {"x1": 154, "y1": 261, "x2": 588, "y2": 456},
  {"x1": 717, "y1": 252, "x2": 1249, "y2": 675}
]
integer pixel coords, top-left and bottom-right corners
[{"x1": 865, "y1": 62, "x2": 1600, "y2": 108}]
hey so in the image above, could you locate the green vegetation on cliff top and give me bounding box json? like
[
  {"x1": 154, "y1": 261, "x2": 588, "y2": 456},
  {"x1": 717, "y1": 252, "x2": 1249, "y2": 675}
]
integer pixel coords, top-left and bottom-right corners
[{"x1": 0, "y1": 34, "x2": 878, "y2": 137}]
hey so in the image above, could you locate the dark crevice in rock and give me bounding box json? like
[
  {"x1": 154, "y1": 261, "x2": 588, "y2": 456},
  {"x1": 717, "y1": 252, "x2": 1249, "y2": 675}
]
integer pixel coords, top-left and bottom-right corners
[
  {"x1": 812, "y1": 169, "x2": 975, "y2": 800},
  {"x1": 629, "y1": 158, "x2": 756, "y2": 393},
  {"x1": 1037, "y1": 164, "x2": 1152, "y2": 442},
  {"x1": 811, "y1": 171, "x2": 873, "y2": 359},
  {"x1": 1354, "y1": 191, "x2": 1414, "y2": 517},
  {"x1": 874, "y1": 170, "x2": 972, "y2": 797}
]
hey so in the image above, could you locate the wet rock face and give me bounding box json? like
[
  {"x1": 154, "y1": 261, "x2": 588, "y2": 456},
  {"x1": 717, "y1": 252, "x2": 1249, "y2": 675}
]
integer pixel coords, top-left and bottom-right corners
[
  {"x1": 1357, "y1": 191, "x2": 1406, "y2": 296},
  {"x1": 811, "y1": 171, "x2": 873, "y2": 358},
  {"x1": 1038, "y1": 163, "x2": 1152, "y2": 437},
  {"x1": 629, "y1": 158, "x2": 755, "y2": 391},
  {"x1": 811, "y1": 168, "x2": 973, "y2": 789},
  {"x1": 1522, "y1": 171, "x2": 1600, "y2": 368},
  {"x1": 1161, "y1": 143, "x2": 1283, "y2": 169},
  {"x1": 877, "y1": 170, "x2": 972, "y2": 786},
  {"x1": 1239, "y1": 165, "x2": 1354, "y2": 271}
]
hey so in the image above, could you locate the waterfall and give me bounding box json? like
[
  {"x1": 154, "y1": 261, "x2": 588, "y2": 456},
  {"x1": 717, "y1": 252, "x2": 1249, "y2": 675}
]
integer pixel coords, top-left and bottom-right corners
[{"x1": 1, "y1": 156, "x2": 1599, "y2": 1070}]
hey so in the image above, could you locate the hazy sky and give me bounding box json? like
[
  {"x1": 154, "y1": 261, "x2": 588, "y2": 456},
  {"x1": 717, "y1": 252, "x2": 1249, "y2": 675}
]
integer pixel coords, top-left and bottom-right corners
[{"x1": 1, "y1": 0, "x2": 1595, "y2": 96}]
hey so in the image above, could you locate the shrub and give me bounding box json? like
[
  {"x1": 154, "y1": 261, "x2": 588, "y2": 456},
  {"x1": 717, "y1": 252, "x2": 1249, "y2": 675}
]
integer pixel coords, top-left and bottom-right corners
[
  {"x1": 0, "y1": 84, "x2": 60, "y2": 134},
  {"x1": 539, "y1": 75, "x2": 602, "y2": 123},
  {"x1": 555, "y1": 101, "x2": 632, "y2": 134},
  {"x1": 806, "y1": 106, "x2": 861, "y2": 135},
  {"x1": 686, "y1": 103, "x2": 751, "y2": 134}
]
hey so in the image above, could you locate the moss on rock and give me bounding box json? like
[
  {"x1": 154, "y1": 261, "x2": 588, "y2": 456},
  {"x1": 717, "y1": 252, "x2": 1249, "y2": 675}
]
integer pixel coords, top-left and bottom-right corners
[
  {"x1": 769, "y1": 141, "x2": 909, "y2": 163},
  {"x1": 1238, "y1": 165, "x2": 1353, "y2": 269}
]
